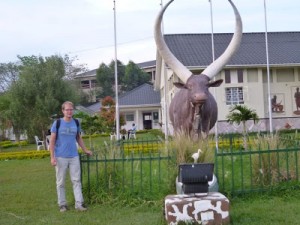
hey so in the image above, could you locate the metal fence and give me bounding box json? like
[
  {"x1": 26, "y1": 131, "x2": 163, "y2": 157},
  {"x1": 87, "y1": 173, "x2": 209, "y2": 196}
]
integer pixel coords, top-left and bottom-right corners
[
  {"x1": 215, "y1": 134, "x2": 300, "y2": 196},
  {"x1": 80, "y1": 134, "x2": 300, "y2": 201},
  {"x1": 80, "y1": 138, "x2": 174, "y2": 202}
]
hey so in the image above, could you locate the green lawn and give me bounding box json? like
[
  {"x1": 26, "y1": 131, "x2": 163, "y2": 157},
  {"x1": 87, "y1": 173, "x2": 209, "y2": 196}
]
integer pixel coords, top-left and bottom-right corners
[
  {"x1": 2, "y1": 158, "x2": 300, "y2": 225},
  {"x1": 0, "y1": 158, "x2": 165, "y2": 225},
  {"x1": 2, "y1": 131, "x2": 300, "y2": 225}
]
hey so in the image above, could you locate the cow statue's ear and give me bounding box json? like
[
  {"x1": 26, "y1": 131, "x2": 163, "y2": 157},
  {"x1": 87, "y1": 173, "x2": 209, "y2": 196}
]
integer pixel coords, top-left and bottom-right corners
[
  {"x1": 208, "y1": 79, "x2": 223, "y2": 87},
  {"x1": 173, "y1": 82, "x2": 187, "y2": 89}
]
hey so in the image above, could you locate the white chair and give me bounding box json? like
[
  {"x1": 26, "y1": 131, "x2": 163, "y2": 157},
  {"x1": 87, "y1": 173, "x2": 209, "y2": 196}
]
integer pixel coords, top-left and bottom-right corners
[
  {"x1": 128, "y1": 130, "x2": 136, "y2": 139},
  {"x1": 110, "y1": 133, "x2": 117, "y2": 141},
  {"x1": 34, "y1": 136, "x2": 45, "y2": 151},
  {"x1": 46, "y1": 135, "x2": 51, "y2": 150}
]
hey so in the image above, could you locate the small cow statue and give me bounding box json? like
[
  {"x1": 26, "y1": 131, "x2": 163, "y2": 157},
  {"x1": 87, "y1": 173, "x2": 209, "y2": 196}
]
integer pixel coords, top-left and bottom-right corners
[{"x1": 154, "y1": 0, "x2": 243, "y2": 138}]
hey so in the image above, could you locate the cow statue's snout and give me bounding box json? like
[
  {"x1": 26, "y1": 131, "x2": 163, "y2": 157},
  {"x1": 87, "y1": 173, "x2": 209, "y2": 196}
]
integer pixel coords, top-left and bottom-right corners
[{"x1": 193, "y1": 93, "x2": 208, "y2": 105}]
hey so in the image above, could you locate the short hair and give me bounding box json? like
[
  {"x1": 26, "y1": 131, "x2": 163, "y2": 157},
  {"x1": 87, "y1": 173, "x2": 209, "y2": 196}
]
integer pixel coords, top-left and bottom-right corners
[{"x1": 62, "y1": 101, "x2": 74, "y2": 110}]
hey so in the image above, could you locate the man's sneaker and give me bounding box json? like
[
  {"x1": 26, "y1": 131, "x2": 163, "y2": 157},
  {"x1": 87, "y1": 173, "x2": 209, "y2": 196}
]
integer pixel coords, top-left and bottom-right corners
[
  {"x1": 59, "y1": 205, "x2": 68, "y2": 212},
  {"x1": 75, "y1": 205, "x2": 87, "y2": 212}
]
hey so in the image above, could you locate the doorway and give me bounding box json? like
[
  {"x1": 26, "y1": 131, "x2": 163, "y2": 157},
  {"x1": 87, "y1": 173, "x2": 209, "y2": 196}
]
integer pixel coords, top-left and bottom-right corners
[{"x1": 143, "y1": 112, "x2": 152, "y2": 129}]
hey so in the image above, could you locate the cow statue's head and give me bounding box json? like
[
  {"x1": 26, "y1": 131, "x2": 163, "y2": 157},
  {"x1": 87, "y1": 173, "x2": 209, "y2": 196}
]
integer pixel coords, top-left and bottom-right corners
[{"x1": 154, "y1": 0, "x2": 243, "y2": 137}]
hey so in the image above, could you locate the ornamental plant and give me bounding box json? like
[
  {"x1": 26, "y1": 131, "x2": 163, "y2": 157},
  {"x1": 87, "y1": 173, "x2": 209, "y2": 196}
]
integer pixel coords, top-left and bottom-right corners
[{"x1": 226, "y1": 105, "x2": 259, "y2": 150}]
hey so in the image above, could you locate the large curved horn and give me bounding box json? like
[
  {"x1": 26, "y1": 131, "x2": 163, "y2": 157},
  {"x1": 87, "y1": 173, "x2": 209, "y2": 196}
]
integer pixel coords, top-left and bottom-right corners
[
  {"x1": 154, "y1": 0, "x2": 192, "y2": 83},
  {"x1": 202, "y1": 0, "x2": 243, "y2": 79}
]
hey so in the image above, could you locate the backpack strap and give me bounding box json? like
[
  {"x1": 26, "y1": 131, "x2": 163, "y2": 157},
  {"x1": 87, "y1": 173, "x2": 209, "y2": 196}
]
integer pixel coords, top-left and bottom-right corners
[
  {"x1": 74, "y1": 118, "x2": 80, "y2": 140},
  {"x1": 55, "y1": 118, "x2": 80, "y2": 141},
  {"x1": 55, "y1": 119, "x2": 61, "y2": 141}
]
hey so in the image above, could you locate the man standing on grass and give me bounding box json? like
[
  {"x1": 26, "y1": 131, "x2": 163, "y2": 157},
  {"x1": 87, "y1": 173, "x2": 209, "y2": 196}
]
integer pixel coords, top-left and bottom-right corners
[{"x1": 49, "y1": 101, "x2": 92, "y2": 212}]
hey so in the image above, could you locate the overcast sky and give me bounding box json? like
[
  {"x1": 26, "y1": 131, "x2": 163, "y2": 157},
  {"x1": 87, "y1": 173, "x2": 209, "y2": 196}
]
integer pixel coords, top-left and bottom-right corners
[{"x1": 0, "y1": 0, "x2": 299, "y2": 70}]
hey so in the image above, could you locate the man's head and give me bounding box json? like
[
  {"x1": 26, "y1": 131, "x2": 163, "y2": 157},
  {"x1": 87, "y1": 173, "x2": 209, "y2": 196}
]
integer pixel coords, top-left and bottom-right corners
[{"x1": 62, "y1": 101, "x2": 74, "y2": 119}]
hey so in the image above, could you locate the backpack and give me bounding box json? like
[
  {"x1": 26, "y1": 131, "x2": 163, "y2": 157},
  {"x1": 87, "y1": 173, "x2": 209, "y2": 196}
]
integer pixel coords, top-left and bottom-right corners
[{"x1": 56, "y1": 118, "x2": 80, "y2": 141}]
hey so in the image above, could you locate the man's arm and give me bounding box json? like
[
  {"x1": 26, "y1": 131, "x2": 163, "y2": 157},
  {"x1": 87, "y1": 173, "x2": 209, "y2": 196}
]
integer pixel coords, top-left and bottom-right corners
[
  {"x1": 49, "y1": 133, "x2": 57, "y2": 166},
  {"x1": 77, "y1": 135, "x2": 93, "y2": 156}
]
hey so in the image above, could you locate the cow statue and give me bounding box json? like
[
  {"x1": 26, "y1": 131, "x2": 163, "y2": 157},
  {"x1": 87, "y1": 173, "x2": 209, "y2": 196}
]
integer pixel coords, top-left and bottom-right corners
[{"x1": 154, "y1": 0, "x2": 243, "y2": 138}]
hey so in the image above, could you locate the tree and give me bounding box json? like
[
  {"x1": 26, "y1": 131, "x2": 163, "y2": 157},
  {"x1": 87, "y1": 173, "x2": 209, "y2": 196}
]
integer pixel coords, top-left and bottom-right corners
[
  {"x1": 63, "y1": 54, "x2": 87, "y2": 80},
  {"x1": 96, "y1": 63, "x2": 114, "y2": 98},
  {"x1": 7, "y1": 55, "x2": 79, "y2": 142},
  {"x1": 121, "y1": 60, "x2": 150, "y2": 92},
  {"x1": 0, "y1": 62, "x2": 19, "y2": 93},
  {"x1": 99, "y1": 96, "x2": 125, "y2": 133},
  {"x1": 96, "y1": 60, "x2": 150, "y2": 98},
  {"x1": 0, "y1": 93, "x2": 12, "y2": 141},
  {"x1": 96, "y1": 60, "x2": 125, "y2": 98},
  {"x1": 109, "y1": 60, "x2": 125, "y2": 87},
  {"x1": 226, "y1": 105, "x2": 259, "y2": 150},
  {"x1": 74, "y1": 111, "x2": 104, "y2": 147}
]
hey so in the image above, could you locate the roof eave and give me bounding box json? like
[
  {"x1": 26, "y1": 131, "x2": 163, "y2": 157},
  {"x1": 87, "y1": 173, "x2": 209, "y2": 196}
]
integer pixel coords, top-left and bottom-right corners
[{"x1": 119, "y1": 104, "x2": 161, "y2": 108}]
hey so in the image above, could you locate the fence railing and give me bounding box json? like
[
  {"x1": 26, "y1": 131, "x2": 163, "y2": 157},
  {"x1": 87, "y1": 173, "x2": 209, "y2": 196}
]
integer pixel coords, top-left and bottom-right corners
[
  {"x1": 80, "y1": 135, "x2": 300, "y2": 201},
  {"x1": 215, "y1": 135, "x2": 300, "y2": 196},
  {"x1": 80, "y1": 138, "x2": 174, "y2": 202}
]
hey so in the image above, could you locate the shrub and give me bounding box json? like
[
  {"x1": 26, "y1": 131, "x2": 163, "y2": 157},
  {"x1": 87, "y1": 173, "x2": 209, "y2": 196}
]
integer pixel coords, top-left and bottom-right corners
[
  {"x1": 0, "y1": 150, "x2": 50, "y2": 160},
  {"x1": 0, "y1": 140, "x2": 28, "y2": 149}
]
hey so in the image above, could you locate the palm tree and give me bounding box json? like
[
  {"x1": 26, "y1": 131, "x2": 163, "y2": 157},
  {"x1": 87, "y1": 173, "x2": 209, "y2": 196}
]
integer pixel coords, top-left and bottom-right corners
[{"x1": 226, "y1": 105, "x2": 259, "y2": 150}]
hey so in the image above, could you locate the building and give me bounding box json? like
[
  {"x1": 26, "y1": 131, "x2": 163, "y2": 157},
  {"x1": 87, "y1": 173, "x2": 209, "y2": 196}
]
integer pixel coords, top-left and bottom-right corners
[
  {"x1": 74, "y1": 61, "x2": 156, "y2": 103},
  {"x1": 155, "y1": 32, "x2": 300, "y2": 134},
  {"x1": 75, "y1": 69, "x2": 100, "y2": 102},
  {"x1": 84, "y1": 83, "x2": 161, "y2": 131}
]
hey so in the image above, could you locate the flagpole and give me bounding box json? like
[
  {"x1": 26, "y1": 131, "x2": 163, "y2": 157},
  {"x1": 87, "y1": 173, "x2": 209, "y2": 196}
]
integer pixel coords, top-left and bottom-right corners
[
  {"x1": 264, "y1": 0, "x2": 273, "y2": 134},
  {"x1": 209, "y1": 0, "x2": 218, "y2": 150},
  {"x1": 160, "y1": 0, "x2": 169, "y2": 141},
  {"x1": 113, "y1": 0, "x2": 120, "y2": 139},
  {"x1": 209, "y1": 0, "x2": 215, "y2": 61}
]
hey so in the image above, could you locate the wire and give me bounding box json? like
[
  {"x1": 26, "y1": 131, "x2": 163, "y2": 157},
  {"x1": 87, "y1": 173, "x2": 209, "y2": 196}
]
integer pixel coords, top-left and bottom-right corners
[{"x1": 68, "y1": 36, "x2": 153, "y2": 54}]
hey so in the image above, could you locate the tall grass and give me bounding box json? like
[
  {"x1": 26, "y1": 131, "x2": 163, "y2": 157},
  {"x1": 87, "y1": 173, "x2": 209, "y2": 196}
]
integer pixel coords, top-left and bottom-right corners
[
  {"x1": 251, "y1": 132, "x2": 299, "y2": 186},
  {"x1": 167, "y1": 130, "x2": 215, "y2": 165}
]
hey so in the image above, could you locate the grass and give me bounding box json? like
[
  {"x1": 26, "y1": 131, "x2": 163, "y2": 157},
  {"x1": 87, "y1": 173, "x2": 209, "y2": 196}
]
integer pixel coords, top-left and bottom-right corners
[
  {"x1": 230, "y1": 189, "x2": 300, "y2": 224},
  {"x1": 2, "y1": 131, "x2": 300, "y2": 224},
  {"x1": 0, "y1": 158, "x2": 165, "y2": 225},
  {"x1": 2, "y1": 158, "x2": 300, "y2": 225}
]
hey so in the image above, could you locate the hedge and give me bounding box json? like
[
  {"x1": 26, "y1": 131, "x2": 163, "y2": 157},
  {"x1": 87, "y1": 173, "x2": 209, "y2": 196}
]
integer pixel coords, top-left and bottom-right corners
[{"x1": 0, "y1": 150, "x2": 50, "y2": 161}]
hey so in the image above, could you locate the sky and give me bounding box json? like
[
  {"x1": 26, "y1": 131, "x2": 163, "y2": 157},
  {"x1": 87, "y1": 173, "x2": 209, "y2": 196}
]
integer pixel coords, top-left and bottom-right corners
[{"x1": 0, "y1": 0, "x2": 299, "y2": 70}]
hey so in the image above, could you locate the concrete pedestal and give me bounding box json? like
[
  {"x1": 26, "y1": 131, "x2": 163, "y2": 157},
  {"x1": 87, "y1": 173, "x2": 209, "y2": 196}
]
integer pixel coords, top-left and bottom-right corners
[{"x1": 164, "y1": 192, "x2": 230, "y2": 225}]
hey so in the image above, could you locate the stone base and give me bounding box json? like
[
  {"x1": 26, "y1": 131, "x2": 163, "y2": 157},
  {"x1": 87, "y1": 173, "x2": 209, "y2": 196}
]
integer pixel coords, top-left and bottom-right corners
[{"x1": 164, "y1": 192, "x2": 230, "y2": 225}]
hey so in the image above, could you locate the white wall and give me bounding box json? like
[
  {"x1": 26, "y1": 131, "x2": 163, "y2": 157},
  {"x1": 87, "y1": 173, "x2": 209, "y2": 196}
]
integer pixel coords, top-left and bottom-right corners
[{"x1": 160, "y1": 66, "x2": 300, "y2": 134}]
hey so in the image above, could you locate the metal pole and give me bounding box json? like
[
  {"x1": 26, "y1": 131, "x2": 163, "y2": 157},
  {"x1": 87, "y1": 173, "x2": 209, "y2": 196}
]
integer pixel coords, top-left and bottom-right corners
[
  {"x1": 209, "y1": 0, "x2": 218, "y2": 150},
  {"x1": 264, "y1": 0, "x2": 273, "y2": 134},
  {"x1": 209, "y1": 0, "x2": 215, "y2": 61},
  {"x1": 113, "y1": 0, "x2": 120, "y2": 139},
  {"x1": 160, "y1": 0, "x2": 169, "y2": 141}
]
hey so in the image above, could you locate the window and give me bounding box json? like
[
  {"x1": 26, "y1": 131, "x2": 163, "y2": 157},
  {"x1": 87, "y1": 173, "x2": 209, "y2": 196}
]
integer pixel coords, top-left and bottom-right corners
[
  {"x1": 81, "y1": 80, "x2": 90, "y2": 89},
  {"x1": 225, "y1": 87, "x2": 244, "y2": 105},
  {"x1": 237, "y1": 69, "x2": 243, "y2": 83},
  {"x1": 125, "y1": 114, "x2": 134, "y2": 122},
  {"x1": 225, "y1": 70, "x2": 231, "y2": 83},
  {"x1": 153, "y1": 112, "x2": 159, "y2": 121},
  {"x1": 262, "y1": 69, "x2": 273, "y2": 83},
  {"x1": 91, "y1": 79, "x2": 97, "y2": 87},
  {"x1": 276, "y1": 68, "x2": 294, "y2": 82}
]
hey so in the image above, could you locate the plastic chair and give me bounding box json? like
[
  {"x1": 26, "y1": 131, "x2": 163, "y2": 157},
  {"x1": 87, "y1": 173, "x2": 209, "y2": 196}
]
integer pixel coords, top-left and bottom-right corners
[
  {"x1": 46, "y1": 135, "x2": 51, "y2": 150},
  {"x1": 110, "y1": 133, "x2": 117, "y2": 141},
  {"x1": 128, "y1": 130, "x2": 136, "y2": 139},
  {"x1": 34, "y1": 136, "x2": 45, "y2": 150}
]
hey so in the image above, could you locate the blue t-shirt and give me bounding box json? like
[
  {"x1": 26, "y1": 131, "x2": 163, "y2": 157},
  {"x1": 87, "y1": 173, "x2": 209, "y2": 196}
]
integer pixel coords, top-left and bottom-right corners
[{"x1": 50, "y1": 118, "x2": 80, "y2": 158}]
